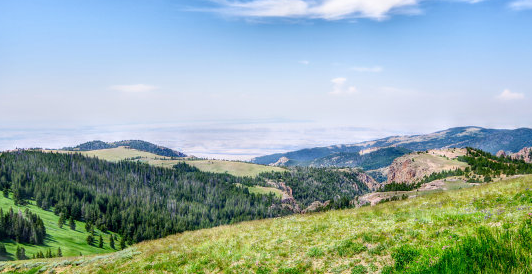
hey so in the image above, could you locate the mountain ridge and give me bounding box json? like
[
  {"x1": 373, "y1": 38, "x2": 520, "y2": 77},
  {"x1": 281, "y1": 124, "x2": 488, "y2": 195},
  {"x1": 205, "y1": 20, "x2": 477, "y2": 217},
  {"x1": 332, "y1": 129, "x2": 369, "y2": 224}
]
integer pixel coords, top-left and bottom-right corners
[{"x1": 252, "y1": 126, "x2": 532, "y2": 168}]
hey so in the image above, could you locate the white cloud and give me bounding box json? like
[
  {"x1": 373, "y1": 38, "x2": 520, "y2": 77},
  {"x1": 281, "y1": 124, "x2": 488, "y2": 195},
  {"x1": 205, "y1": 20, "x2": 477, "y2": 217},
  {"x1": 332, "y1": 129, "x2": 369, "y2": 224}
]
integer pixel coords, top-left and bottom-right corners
[
  {"x1": 509, "y1": 0, "x2": 532, "y2": 10},
  {"x1": 351, "y1": 66, "x2": 383, "y2": 72},
  {"x1": 208, "y1": 0, "x2": 484, "y2": 20},
  {"x1": 109, "y1": 84, "x2": 159, "y2": 93},
  {"x1": 329, "y1": 77, "x2": 357, "y2": 95},
  {"x1": 496, "y1": 89, "x2": 525, "y2": 101},
  {"x1": 212, "y1": 0, "x2": 419, "y2": 20},
  {"x1": 299, "y1": 60, "x2": 310, "y2": 65}
]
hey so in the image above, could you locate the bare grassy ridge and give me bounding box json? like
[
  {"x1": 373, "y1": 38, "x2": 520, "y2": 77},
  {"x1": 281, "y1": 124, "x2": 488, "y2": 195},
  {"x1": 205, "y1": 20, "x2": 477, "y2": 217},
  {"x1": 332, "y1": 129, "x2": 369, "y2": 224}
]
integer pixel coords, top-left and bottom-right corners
[
  {"x1": 45, "y1": 147, "x2": 286, "y2": 177},
  {"x1": 6, "y1": 175, "x2": 532, "y2": 273}
]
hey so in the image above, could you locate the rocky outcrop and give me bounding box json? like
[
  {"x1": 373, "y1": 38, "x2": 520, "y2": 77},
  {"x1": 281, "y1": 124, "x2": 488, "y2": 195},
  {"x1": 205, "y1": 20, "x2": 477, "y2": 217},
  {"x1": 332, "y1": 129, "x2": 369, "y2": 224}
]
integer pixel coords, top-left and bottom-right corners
[
  {"x1": 387, "y1": 157, "x2": 417, "y2": 184},
  {"x1": 511, "y1": 147, "x2": 532, "y2": 163},
  {"x1": 356, "y1": 172, "x2": 380, "y2": 191},
  {"x1": 496, "y1": 150, "x2": 507, "y2": 157},
  {"x1": 266, "y1": 180, "x2": 301, "y2": 213},
  {"x1": 301, "y1": 200, "x2": 331, "y2": 214},
  {"x1": 386, "y1": 149, "x2": 468, "y2": 184},
  {"x1": 270, "y1": 157, "x2": 290, "y2": 167}
]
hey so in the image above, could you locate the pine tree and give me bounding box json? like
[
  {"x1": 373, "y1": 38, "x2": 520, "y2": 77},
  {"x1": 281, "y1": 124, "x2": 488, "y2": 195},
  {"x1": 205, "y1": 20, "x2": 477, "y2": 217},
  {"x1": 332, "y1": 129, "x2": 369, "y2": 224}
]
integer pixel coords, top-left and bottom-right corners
[
  {"x1": 58, "y1": 213, "x2": 65, "y2": 229},
  {"x1": 120, "y1": 237, "x2": 126, "y2": 250},
  {"x1": 57, "y1": 247, "x2": 62, "y2": 257},
  {"x1": 109, "y1": 235, "x2": 115, "y2": 249},
  {"x1": 15, "y1": 246, "x2": 26, "y2": 260},
  {"x1": 0, "y1": 243, "x2": 6, "y2": 255},
  {"x1": 86, "y1": 234, "x2": 94, "y2": 246},
  {"x1": 69, "y1": 216, "x2": 76, "y2": 230},
  {"x1": 98, "y1": 235, "x2": 103, "y2": 248},
  {"x1": 85, "y1": 222, "x2": 92, "y2": 232}
]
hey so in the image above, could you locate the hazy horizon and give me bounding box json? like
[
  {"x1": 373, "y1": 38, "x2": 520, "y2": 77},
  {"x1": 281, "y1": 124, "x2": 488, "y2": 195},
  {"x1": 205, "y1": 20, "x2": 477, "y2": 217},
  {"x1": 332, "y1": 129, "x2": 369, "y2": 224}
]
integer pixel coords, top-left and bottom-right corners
[{"x1": 0, "y1": 123, "x2": 529, "y2": 160}]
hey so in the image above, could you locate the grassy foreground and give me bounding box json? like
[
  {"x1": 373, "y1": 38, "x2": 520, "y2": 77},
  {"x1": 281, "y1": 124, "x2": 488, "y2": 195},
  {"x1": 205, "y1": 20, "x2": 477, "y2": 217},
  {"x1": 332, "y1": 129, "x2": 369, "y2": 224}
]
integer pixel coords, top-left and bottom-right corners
[
  {"x1": 4, "y1": 175, "x2": 532, "y2": 273},
  {"x1": 0, "y1": 194, "x2": 118, "y2": 260}
]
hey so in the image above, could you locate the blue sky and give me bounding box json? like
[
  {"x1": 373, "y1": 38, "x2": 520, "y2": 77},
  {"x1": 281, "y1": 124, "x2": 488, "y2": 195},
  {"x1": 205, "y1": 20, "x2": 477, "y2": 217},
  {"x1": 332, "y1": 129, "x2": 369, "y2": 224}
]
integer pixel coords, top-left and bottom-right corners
[{"x1": 1, "y1": 0, "x2": 531, "y2": 158}]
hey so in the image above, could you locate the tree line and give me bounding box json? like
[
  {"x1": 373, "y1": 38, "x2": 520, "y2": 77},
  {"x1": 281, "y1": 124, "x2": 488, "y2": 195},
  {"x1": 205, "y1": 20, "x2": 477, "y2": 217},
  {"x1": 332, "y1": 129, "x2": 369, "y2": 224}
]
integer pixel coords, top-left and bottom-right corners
[{"x1": 0, "y1": 208, "x2": 45, "y2": 244}]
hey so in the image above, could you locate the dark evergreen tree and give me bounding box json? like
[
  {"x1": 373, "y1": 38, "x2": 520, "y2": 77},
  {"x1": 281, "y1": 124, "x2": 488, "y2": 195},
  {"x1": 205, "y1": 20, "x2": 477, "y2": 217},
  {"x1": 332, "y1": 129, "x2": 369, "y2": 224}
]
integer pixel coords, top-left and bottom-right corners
[
  {"x1": 69, "y1": 216, "x2": 76, "y2": 230},
  {"x1": 58, "y1": 213, "x2": 65, "y2": 229},
  {"x1": 120, "y1": 237, "x2": 126, "y2": 250},
  {"x1": 0, "y1": 243, "x2": 6, "y2": 255},
  {"x1": 98, "y1": 235, "x2": 103, "y2": 248},
  {"x1": 15, "y1": 246, "x2": 26, "y2": 260},
  {"x1": 109, "y1": 235, "x2": 115, "y2": 249},
  {"x1": 57, "y1": 247, "x2": 62, "y2": 257},
  {"x1": 86, "y1": 235, "x2": 94, "y2": 246}
]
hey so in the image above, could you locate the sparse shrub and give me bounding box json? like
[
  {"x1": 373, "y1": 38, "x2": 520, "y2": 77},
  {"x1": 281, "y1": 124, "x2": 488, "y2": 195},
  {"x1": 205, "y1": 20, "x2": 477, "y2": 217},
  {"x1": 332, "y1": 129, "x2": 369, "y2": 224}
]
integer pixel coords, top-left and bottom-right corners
[
  {"x1": 306, "y1": 247, "x2": 324, "y2": 258},
  {"x1": 368, "y1": 243, "x2": 387, "y2": 255},
  {"x1": 391, "y1": 245, "x2": 419, "y2": 270},
  {"x1": 256, "y1": 266, "x2": 271, "y2": 274},
  {"x1": 351, "y1": 265, "x2": 368, "y2": 274},
  {"x1": 334, "y1": 240, "x2": 367, "y2": 257}
]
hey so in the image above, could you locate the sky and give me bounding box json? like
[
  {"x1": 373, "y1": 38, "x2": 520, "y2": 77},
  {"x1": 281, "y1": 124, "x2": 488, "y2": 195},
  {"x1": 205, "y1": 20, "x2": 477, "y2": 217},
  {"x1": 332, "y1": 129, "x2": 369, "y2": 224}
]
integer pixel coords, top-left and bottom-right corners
[{"x1": 1, "y1": 0, "x2": 531, "y2": 159}]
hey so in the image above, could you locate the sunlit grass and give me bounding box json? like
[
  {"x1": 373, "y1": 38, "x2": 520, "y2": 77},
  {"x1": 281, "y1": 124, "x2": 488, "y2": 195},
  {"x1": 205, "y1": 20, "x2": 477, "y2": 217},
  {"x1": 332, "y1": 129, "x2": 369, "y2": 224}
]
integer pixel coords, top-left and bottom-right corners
[{"x1": 0, "y1": 194, "x2": 118, "y2": 260}]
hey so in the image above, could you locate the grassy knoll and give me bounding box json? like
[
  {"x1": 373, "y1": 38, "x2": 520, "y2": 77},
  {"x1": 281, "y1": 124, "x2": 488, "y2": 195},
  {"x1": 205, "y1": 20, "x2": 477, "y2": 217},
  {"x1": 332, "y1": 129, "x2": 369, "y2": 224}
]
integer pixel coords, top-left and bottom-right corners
[
  {"x1": 45, "y1": 147, "x2": 285, "y2": 177},
  {"x1": 0, "y1": 194, "x2": 118, "y2": 260},
  {"x1": 235, "y1": 183, "x2": 284, "y2": 199},
  {"x1": 5, "y1": 175, "x2": 532, "y2": 273}
]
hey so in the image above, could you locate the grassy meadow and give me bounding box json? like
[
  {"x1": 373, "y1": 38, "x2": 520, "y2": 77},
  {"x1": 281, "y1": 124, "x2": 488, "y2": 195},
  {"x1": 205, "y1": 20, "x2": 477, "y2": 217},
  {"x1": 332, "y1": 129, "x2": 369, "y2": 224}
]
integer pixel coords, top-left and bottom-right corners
[
  {"x1": 5, "y1": 175, "x2": 532, "y2": 273},
  {"x1": 0, "y1": 194, "x2": 119, "y2": 260},
  {"x1": 45, "y1": 147, "x2": 285, "y2": 177}
]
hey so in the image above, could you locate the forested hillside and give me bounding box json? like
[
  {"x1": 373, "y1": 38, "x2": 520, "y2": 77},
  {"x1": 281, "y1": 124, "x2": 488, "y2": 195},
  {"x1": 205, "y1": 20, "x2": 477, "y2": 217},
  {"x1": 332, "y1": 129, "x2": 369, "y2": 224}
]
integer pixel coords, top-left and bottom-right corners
[
  {"x1": 259, "y1": 168, "x2": 374, "y2": 208},
  {"x1": 309, "y1": 147, "x2": 411, "y2": 169},
  {"x1": 0, "y1": 151, "x2": 287, "y2": 246}
]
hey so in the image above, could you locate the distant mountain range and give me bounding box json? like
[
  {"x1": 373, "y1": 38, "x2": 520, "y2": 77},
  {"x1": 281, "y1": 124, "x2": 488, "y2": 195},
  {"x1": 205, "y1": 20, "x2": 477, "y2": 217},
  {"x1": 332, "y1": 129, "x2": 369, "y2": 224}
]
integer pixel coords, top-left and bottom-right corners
[
  {"x1": 63, "y1": 140, "x2": 187, "y2": 158},
  {"x1": 252, "y1": 127, "x2": 532, "y2": 169}
]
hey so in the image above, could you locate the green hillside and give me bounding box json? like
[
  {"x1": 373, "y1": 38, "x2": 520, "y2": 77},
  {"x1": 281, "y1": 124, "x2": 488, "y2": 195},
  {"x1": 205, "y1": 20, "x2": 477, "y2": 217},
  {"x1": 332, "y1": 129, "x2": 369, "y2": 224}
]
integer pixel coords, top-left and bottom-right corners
[
  {"x1": 48, "y1": 147, "x2": 285, "y2": 177},
  {"x1": 4, "y1": 175, "x2": 532, "y2": 273},
  {"x1": 0, "y1": 193, "x2": 118, "y2": 260}
]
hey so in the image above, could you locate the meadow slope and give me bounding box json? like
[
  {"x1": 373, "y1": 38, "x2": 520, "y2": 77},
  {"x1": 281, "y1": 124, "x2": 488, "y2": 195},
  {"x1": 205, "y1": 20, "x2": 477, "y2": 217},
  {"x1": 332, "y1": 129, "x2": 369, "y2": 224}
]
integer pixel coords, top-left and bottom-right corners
[
  {"x1": 4, "y1": 175, "x2": 532, "y2": 273},
  {"x1": 0, "y1": 194, "x2": 118, "y2": 260},
  {"x1": 46, "y1": 147, "x2": 285, "y2": 177}
]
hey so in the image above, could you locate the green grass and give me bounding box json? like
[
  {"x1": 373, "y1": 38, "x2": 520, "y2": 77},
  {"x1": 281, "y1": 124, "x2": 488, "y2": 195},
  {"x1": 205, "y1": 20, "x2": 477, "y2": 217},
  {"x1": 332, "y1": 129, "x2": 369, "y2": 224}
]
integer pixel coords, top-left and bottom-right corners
[
  {"x1": 0, "y1": 194, "x2": 118, "y2": 260},
  {"x1": 5, "y1": 175, "x2": 532, "y2": 273},
  {"x1": 45, "y1": 147, "x2": 285, "y2": 177}
]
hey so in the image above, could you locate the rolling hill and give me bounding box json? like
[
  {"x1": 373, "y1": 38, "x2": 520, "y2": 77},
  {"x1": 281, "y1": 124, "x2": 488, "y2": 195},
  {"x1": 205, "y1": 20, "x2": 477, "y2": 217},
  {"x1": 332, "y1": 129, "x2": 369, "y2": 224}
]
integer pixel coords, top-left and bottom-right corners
[
  {"x1": 63, "y1": 140, "x2": 187, "y2": 158},
  {"x1": 252, "y1": 127, "x2": 532, "y2": 168},
  {"x1": 50, "y1": 146, "x2": 286, "y2": 177},
  {"x1": 4, "y1": 174, "x2": 532, "y2": 273}
]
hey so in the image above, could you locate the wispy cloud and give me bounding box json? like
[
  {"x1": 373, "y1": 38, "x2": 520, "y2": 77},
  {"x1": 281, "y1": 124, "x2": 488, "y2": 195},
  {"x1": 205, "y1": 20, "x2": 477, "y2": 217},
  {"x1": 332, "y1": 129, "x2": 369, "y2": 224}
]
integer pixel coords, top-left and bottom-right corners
[
  {"x1": 299, "y1": 60, "x2": 310, "y2": 65},
  {"x1": 496, "y1": 89, "x2": 525, "y2": 101},
  {"x1": 206, "y1": 0, "x2": 483, "y2": 20},
  {"x1": 509, "y1": 0, "x2": 532, "y2": 10},
  {"x1": 351, "y1": 66, "x2": 383, "y2": 72},
  {"x1": 329, "y1": 77, "x2": 357, "y2": 95},
  {"x1": 109, "y1": 84, "x2": 159, "y2": 93}
]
